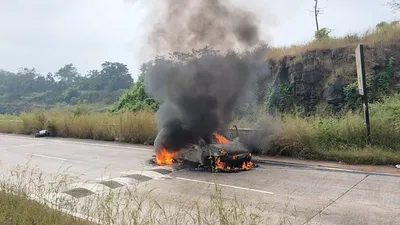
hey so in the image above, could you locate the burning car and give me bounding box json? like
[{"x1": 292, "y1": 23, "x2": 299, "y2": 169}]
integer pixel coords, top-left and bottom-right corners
[{"x1": 152, "y1": 126, "x2": 257, "y2": 172}]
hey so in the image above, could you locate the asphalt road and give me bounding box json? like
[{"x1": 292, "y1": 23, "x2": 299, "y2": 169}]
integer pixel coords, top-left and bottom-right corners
[{"x1": 1, "y1": 133, "x2": 399, "y2": 225}]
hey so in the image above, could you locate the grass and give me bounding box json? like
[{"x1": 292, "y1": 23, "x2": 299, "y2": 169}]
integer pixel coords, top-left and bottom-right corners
[
  {"x1": 0, "y1": 190, "x2": 94, "y2": 225},
  {"x1": 266, "y1": 22, "x2": 400, "y2": 59},
  {"x1": 261, "y1": 95, "x2": 400, "y2": 165},
  {"x1": 0, "y1": 162, "x2": 272, "y2": 225},
  {"x1": 5, "y1": 109, "x2": 158, "y2": 145},
  {"x1": 2, "y1": 94, "x2": 400, "y2": 165}
]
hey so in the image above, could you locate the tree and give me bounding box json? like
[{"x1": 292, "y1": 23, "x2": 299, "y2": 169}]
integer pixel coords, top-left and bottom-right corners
[
  {"x1": 310, "y1": 0, "x2": 331, "y2": 40},
  {"x1": 55, "y1": 64, "x2": 80, "y2": 83},
  {"x1": 388, "y1": 0, "x2": 400, "y2": 10},
  {"x1": 109, "y1": 76, "x2": 159, "y2": 113},
  {"x1": 86, "y1": 62, "x2": 134, "y2": 91},
  {"x1": 315, "y1": 28, "x2": 331, "y2": 40},
  {"x1": 313, "y1": 0, "x2": 321, "y2": 31}
]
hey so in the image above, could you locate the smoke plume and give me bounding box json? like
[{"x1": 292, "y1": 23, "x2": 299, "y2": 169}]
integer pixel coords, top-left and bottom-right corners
[
  {"x1": 143, "y1": 0, "x2": 269, "y2": 153},
  {"x1": 148, "y1": 0, "x2": 262, "y2": 54}
]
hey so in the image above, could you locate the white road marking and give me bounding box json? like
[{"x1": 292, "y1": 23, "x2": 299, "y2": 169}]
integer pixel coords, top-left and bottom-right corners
[
  {"x1": 175, "y1": 177, "x2": 274, "y2": 195},
  {"x1": 110, "y1": 177, "x2": 139, "y2": 186},
  {"x1": 121, "y1": 170, "x2": 172, "y2": 180},
  {"x1": 0, "y1": 143, "x2": 44, "y2": 151},
  {"x1": 2, "y1": 134, "x2": 152, "y2": 152},
  {"x1": 25, "y1": 153, "x2": 68, "y2": 161},
  {"x1": 95, "y1": 176, "x2": 111, "y2": 181}
]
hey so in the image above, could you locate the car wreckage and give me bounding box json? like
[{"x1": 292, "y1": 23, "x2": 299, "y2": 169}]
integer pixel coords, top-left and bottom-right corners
[{"x1": 152, "y1": 126, "x2": 257, "y2": 172}]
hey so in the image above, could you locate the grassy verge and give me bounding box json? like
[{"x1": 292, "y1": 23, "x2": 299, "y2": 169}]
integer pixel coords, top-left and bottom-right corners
[
  {"x1": 2, "y1": 95, "x2": 400, "y2": 165},
  {"x1": 0, "y1": 190, "x2": 94, "y2": 225},
  {"x1": 261, "y1": 96, "x2": 400, "y2": 165},
  {"x1": 0, "y1": 163, "x2": 272, "y2": 225},
  {"x1": 0, "y1": 109, "x2": 157, "y2": 145},
  {"x1": 266, "y1": 21, "x2": 400, "y2": 59}
]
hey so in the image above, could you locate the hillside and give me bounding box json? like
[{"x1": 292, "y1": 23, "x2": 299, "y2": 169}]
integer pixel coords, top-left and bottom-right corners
[
  {"x1": 112, "y1": 22, "x2": 400, "y2": 117},
  {"x1": 0, "y1": 62, "x2": 133, "y2": 114},
  {"x1": 267, "y1": 43, "x2": 399, "y2": 113}
]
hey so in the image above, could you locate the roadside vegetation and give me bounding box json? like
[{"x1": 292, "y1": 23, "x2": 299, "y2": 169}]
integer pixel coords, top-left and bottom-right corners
[
  {"x1": 0, "y1": 190, "x2": 94, "y2": 225},
  {"x1": 0, "y1": 62, "x2": 133, "y2": 115},
  {"x1": 2, "y1": 21, "x2": 400, "y2": 166},
  {"x1": 2, "y1": 93, "x2": 400, "y2": 165},
  {"x1": 0, "y1": 163, "x2": 271, "y2": 225},
  {"x1": 267, "y1": 21, "x2": 400, "y2": 59}
]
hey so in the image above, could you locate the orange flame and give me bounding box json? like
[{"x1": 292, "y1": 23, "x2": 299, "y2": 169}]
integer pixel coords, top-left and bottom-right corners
[
  {"x1": 242, "y1": 161, "x2": 256, "y2": 170},
  {"x1": 216, "y1": 157, "x2": 231, "y2": 171},
  {"x1": 155, "y1": 148, "x2": 178, "y2": 165},
  {"x1": 213, "y1": 133, "x2": 230, "y2": 144},
  {"x1": 214, "y1": 156, "x2": 256, "y2": 171},
  {"x1": 211, "y1": 132, "x2": 257, "y2": 172}
]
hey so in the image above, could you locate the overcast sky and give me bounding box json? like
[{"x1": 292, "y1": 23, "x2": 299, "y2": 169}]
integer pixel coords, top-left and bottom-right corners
[{"x1": 0, "y1": 0, "x2": 397, "y2": 79}]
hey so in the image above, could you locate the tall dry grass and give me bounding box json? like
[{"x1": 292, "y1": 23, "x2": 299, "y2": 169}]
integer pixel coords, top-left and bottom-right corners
[
  {"x1": 233, "y1": 94, "x2": 400, "y2": 165},
  {"x1": 2, "y1": 94, "x2": 400, "y2": 165},
  {"x1": 14, "y1": 110, "x2": 158, "y2": 145},
  {"x1": 267, "y1": 23, "x2": 400, "y2": 59},
  {"x1": 0, "y1": 120, "x2": 23, "y2": 134}
]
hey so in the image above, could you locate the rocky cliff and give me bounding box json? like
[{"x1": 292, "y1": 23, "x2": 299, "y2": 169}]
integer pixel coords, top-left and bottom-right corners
[{"x1": 266, "y1": 43, "x2": 400, "y2": 113}]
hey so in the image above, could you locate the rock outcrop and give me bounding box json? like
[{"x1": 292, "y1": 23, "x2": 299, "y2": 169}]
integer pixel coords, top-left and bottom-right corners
[{"x1": 266, "y1": 43, "x2": 400, "y2": 112}]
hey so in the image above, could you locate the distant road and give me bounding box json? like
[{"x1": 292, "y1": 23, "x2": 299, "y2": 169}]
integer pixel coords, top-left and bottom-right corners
[{"x1": 1, "y1": 134, "x2": 399, "y2": 225}]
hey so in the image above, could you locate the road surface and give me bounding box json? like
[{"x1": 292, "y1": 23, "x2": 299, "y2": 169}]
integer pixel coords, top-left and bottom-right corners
[{"x1": 0, "y1": 134, "x2": 399, "y2": 225}]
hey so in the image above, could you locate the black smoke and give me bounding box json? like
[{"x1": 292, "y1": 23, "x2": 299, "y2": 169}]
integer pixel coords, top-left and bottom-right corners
[
  {"x1": 148, "y1": 0, "x2": 262, "y2": 54},
  {"x1": 142, "y1": 0, "x2": 270, "y2": 153}
]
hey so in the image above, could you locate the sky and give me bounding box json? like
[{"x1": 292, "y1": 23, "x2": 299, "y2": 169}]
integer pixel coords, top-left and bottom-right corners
[{"x1": 0, "y1": 0, "x2": 398, "y2": 80}]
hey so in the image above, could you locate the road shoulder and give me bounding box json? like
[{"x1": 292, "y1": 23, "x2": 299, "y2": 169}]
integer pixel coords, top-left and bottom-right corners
[{"x1": 253, "y1": 155, "x2": 400, "y2": 176}]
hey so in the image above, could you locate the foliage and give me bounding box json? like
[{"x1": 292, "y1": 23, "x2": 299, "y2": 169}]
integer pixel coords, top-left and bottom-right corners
[
  {"x1": 343, "y1": 56, "x2": 396, "y2": 109},
  {"x1": 111, "y1": 44, "x2": 270, "y2": 114},
  {"x1": 0, "y1": 61, "x2": 133, "y2": 114},
  {"x1": 4, "y1": 94, "x2": 400, "y2": 164},
  {"x1": 266, "y1": 83, "x2": 295, "y2": 113},
  {"x1": 109, "y1": 77, "x2": 159, "y2": 113},
  {"x1": 314, "y1": 28, "x2": 332, "y2": 40},
  {"x1": 239, "y1": 94, "x2": 400, "y2": 164},
  {"x1": 378, "y1": 56, "x2": 396, "y2": 94},
  {"x1": 7, "y1": 109, "x2": 157, "y2": 144},
  {"x1": 267, "y1": 20, "x2": 400, "y2": 59}
]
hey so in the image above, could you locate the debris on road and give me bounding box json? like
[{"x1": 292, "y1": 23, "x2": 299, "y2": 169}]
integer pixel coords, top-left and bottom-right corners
[{"x1": 34, "y1": 130, "x2": 50, "y2": 138}]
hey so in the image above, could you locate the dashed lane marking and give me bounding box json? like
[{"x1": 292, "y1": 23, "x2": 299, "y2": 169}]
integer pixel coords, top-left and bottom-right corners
[
  {"x1": 151, "y1": 168, "x2": 174, "y2": 175},
  {"x1": 25, "y1": 153, "x2": 68, "y2": 161},
  {"x1": 98, "y1": 180, "x2": 124, "y2": 189},
  {"x1": 175, "y1": 177, "x2": 274, "y2": 195},
  {"x1": 3, "y1": 134, "x2": 153, "y2": 152},
  {"x1": 109, "y1": 177, "x2": 139, "y2": 186},
  {"x1": 0, "y1": 143, "x2": 45, "y2": 151},
  {"x1": 122, "y1": 174, "x2": 153, "y2": 182},
  {"x1": 63, "y1": 182, "x2": 111, "y2": 198},
  {"x1": 59, "y1": 168, "x2": 174, "y2": 199},
  {"x1": 63, "y1": 188, "x2": 96, "y2": 199},
  {"x1": 121, "y1": 169, "x2": 173, "y2": 180}
]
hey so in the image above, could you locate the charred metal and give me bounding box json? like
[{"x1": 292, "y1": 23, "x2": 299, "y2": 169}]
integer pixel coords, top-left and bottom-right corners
[{"x1": 152, "y1": 126, "x2": 257, "y2": 172}]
